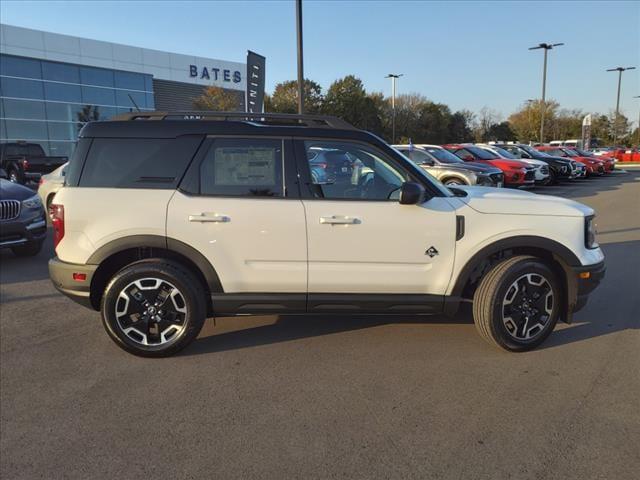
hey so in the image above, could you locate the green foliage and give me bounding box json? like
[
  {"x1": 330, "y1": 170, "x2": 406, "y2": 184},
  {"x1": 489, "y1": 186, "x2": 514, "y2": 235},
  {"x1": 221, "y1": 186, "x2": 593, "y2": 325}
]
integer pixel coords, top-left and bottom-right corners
[{"x1": 265, "y1": 79, "x2": 324, "y2": 113}]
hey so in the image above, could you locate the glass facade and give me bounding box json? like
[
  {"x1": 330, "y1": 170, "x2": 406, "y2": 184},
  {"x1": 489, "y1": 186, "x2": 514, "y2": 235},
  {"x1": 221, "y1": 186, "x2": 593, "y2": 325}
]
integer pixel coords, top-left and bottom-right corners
[{"x1": 0, "y1": 54, "x2": 155, "y2": 158}]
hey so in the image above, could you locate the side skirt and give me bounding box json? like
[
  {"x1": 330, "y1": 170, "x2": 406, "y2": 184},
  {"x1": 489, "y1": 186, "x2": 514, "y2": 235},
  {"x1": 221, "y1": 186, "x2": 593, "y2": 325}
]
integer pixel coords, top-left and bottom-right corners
[{"x1": 211, "y1": 293, "x2": 447, "y2": 316}]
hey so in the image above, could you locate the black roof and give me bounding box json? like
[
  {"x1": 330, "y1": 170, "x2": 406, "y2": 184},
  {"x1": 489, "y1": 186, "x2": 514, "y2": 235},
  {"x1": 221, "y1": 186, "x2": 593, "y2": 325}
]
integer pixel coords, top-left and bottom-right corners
[{"x1": 80, "y1": 111, "x2": 374, "y2": 141}]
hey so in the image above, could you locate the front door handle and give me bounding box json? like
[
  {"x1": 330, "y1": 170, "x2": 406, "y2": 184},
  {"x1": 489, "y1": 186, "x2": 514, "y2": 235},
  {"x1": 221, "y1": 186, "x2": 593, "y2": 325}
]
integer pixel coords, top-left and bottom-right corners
[
  {"x1": 319, "y1": 215, "x2": 361, "y2": 225},
  {"x1": 189, "y1": 213, "x2": 231, "y2": 223}
]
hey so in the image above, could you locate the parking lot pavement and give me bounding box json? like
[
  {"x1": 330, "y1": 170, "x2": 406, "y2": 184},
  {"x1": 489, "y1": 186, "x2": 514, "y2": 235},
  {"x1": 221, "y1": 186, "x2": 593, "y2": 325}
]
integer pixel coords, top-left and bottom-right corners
[{"x1": 1, "y1": 172, "x2": 639, "y2": 479}]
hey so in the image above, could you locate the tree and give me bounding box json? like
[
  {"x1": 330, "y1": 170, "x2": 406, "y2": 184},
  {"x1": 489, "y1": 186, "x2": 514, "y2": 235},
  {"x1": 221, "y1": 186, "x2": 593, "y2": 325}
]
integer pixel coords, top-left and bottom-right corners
[
  {"x1": 192, "y1": 86, "x2": 240, "y2": 111},
  {"x1": 265, "y1": 79, "x2": 323, "y2": 113},
  {"x1": 322, "y1": 75, "x2": 382, "y2": 132},
  {"x1": 486, "y1": 121, "x2": 517, "y2": 141},
  {"x1": 447, "y1": 111, "x2": 473, "y2": 143},
  {"x1": 508, "y1": 99, "x2": 559, "y2": 143},
  {"x1": 77, "y1": 104, "x2": 100, "y2": 133},
  {"x1": 473, "y1": 107, "x2": 502, "y2": 142}
]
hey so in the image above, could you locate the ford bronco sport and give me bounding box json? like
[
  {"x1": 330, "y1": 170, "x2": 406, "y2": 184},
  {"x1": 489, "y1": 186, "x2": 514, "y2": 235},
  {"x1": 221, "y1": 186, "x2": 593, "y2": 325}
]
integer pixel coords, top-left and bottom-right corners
[{"x1": 48, "y1": 112, "x2": 605, "y2": 357}]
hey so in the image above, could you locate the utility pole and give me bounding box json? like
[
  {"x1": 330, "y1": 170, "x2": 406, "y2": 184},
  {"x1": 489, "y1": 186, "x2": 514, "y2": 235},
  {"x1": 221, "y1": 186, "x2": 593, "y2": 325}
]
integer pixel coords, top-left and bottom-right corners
[
  {"x1": 385, "y1": 73, "x2": 403, "y2": 143},
  {"x1": 296, "y1": 0, "x2": 304, "y2": 114},
  {"x1": 606, "y1": 66, "x2": 636, "y2": 145},
  {"x1": 634, "y1": 95, "x2": 640, "y2": 146},
  {"x1": 529, "y1": 43, "x2": 563, "y2": 143},
  {"x1": 526, "y1": 99, "x2": 535, "y2": 142}
]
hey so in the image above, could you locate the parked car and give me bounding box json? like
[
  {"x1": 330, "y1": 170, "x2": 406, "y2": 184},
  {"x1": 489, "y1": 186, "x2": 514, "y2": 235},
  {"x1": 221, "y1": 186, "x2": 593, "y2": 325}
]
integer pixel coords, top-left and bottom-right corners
[
  {"x1": 49, "y1": 112, "x2": 605, "y2": 357},
  {"x1": 393, "y1": 144, "x2": 504, "y2": 187},
  {"x1": 498, "y1": 144, "x2": 582, "y2": 183},
  {"x1": 536, "y1": 146, "x2": 605, "y2": 176},
  {"x1": 442, "y1": 144, "x2": 535, "y2": 187},
  {"x1": 0, "y1": 141, "x2": 68, "y2": 185},
  {"x1": 0, "y1": 168, "x2": 47, "y2": 256},
  {"x1": 573, "y1": 148, "x2": 615, "y2": 172},
  {"x1": 38, "y1": 162, "x2": 68, "y2": 212},
  {"x1": 476, "y1": 144, "x2": 550, "y2": 185}
]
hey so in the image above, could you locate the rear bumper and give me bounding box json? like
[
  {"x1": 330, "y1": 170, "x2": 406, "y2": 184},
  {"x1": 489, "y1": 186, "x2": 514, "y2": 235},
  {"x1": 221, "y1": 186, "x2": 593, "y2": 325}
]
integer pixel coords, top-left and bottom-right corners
[{"x1": 49, "y1": 257, "x2": 98, "y2": 310}]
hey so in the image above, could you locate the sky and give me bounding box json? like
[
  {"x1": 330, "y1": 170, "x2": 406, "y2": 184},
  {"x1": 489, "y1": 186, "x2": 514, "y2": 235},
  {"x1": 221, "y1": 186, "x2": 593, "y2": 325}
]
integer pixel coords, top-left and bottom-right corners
[{"x1": 1, "y1": 0, "x2": 639, "y2": 121}]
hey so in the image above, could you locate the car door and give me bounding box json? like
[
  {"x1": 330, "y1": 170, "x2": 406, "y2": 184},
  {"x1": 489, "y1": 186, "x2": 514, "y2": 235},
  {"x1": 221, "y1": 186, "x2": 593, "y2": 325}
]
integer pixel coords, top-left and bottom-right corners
[
  {"x1": 166, "y1": 136, "x2": 307, "y2": 297},
  {"x1": 296, "y1": 139, "x2": 458, "y2": 312}
]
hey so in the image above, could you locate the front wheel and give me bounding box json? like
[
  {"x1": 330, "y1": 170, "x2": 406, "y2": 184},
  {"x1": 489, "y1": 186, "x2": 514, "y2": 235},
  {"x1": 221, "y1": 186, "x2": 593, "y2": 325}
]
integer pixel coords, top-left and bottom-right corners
[
  {"x1": 101, "y1": 260, "x2": 207, "y2": 357},
  {"x1": 444, "y1": 178, "x2": 466, "y2": 186},
  {"x1": 472, "y1": 256, "x2": 561, "y2": 351}
]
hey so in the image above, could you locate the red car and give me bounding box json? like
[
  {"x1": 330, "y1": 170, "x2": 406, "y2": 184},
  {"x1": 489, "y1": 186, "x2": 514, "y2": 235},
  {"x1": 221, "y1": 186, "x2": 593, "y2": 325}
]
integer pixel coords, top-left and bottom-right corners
[
  {"x1": 574, "y1": 148, "x2": 615, "y2": 172},
  {"x1": 442, "y1": 144, "x2": 535, "y2": 187},
  {"x1": 536, "y1": 146, "x2": 605, "y2": 176}
]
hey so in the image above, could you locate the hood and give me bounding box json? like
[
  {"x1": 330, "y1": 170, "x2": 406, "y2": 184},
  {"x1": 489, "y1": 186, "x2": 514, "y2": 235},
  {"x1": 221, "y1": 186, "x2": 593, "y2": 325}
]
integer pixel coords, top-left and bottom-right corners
[
  {"x1": 451, "y1": 162, "x2": 502, "y2": 174},
  {"x1": 454, "y1": 186, "x2": 593, "y2": 217},
  {"x1": 488, "y1": 159, "x2": 530, "y2": 169},
  {"x1": 532, "y1": 153, "x2": 572, "y2": 165},
  {"x1": 516, "y1": 158, "x2": 547, "y2": 167},
  {"x1": 0, "y1": 179, "x2": 36, "y2": 201}
]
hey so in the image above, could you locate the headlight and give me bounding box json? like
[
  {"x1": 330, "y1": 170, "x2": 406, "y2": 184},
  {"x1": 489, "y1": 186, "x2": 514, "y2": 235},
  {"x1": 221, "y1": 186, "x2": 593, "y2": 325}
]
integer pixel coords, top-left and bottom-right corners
[
  {"x1": 22, "y1": 195, "x2": 42, "y2": 209},
  {"x1": 585, "y1": 215, "x2": 598, "y2": 249}
]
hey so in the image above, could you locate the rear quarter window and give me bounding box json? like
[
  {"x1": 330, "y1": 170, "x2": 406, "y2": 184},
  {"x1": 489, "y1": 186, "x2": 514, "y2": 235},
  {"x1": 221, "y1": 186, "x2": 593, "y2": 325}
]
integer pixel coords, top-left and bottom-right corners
[{"x1": 78, "y1": 136, "x2": 203, "y2": 188}]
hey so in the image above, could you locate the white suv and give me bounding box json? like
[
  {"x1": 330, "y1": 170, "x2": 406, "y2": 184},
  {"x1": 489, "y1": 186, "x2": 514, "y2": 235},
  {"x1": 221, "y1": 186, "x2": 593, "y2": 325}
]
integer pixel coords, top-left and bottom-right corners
[{"x1": 48, "y1": 112, "x2": 605, "y2": 357}]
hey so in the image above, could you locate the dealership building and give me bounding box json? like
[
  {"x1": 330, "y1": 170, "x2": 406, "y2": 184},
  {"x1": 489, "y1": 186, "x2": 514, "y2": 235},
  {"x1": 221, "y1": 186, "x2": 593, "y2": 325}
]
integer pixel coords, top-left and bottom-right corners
[{"x1": 0, "y1": 23, "x2": 247, "y2": 159}]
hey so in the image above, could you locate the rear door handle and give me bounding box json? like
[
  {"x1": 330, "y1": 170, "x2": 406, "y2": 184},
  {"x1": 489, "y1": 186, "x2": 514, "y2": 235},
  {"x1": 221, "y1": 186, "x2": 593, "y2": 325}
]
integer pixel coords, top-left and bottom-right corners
[
  {"x1": 319, "y1": 215, "x2": 361, "y2": 225},
  {"x1": 189, "y1": 214, "x2": 230, "y2": 223}
]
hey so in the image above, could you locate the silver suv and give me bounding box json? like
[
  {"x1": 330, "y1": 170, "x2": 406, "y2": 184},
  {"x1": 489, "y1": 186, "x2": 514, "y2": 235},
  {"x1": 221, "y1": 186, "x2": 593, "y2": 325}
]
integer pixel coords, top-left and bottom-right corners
[{"x1": 394, "y1": 144, "x2": 504, "y2": 187}]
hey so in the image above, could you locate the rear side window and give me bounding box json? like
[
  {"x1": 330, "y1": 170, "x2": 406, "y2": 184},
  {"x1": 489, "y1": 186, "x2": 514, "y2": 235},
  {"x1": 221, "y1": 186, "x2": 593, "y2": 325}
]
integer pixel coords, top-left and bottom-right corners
[
  {"x1": 198, "y1": 138, "x2": 284, "y2": 197},
  {"x1": 79, "y1": 136, "x2": 202, "y2": 188}
]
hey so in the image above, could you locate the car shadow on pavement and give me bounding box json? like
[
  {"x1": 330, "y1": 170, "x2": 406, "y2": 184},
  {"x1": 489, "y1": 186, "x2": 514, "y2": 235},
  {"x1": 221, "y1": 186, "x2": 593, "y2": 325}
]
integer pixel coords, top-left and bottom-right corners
[
  {"x1": 185, "y1": 311, "x2": 472, "y2": 356},
  {"x1": 530, "y1": 170, "x2": 639, "y2": 199},
  {"x1": 0, "y1": 233, "x2": 54, "y2": 285}
]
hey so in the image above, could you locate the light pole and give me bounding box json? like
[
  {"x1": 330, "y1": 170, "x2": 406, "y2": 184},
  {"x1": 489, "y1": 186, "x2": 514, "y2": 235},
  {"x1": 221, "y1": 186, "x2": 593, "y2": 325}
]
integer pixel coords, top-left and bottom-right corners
[
  {"x1": 529, "y1": 43, "x2": 563, "y2": 143},
  {"x1": 606, "y1": 66, "x2": 636, "y2": 145},
  {"x1": 296, "y1": 0, "x2": 304, "y2": 114},
  {"x1": 634, "y1": 95, "x2": 640, "y2": 146},
  {"x1": 385, "y1": 73, "x2": 403, "y2": 143},
  {"x1": 526, "y1": 99, "x2": 535, "y2": 141}
]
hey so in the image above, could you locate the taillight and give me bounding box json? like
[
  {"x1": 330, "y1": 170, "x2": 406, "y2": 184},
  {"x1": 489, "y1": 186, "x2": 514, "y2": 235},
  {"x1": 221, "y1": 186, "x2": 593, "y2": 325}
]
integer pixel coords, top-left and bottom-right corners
[
  {"x1": 50, "y1": 204, "x2": 65, "y2": 249},
  {"x1": 22, "y1": 159, "x2": 29, "y2": 171}
]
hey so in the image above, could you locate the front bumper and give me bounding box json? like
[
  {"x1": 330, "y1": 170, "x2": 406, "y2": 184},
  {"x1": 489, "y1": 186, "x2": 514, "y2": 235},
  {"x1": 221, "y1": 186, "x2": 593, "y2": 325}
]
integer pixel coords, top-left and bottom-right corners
[
  {"x1": 49, "y1": 257, "x2": 98, "y2": 310},
  {"x1": 567, "y1": 260, "x2": 606, "y2": 317},
  {"x1": 0, "y1": 212, "x2": 47, "y2": 248}
]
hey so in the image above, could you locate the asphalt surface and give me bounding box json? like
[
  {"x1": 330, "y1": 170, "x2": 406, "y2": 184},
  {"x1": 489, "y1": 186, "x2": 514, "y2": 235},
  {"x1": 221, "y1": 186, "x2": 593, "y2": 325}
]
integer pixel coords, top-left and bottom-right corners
[{"x1": 1, "y1": 171, "x2": 639, "y2": 479}]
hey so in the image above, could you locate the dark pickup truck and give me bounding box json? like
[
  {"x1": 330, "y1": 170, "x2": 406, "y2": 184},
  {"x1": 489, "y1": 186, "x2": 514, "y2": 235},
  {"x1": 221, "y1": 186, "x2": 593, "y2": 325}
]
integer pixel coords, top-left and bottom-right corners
[{"x1": 0, "y1": 142, "x2": 68, "y2": 184}]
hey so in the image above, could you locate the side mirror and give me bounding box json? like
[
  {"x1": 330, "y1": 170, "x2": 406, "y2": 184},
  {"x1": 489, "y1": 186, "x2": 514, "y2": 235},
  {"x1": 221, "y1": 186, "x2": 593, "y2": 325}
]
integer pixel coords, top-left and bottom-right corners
[
  {"x1": 399, "y1": 181, "x2": 426, "y2": 205},
  {"x1": 522, "y1": 153, "x2": 532, "y2": 159},
  {"x1": 0, "y1": 168, "x2": 7, "y2": 179},
  {"x1": 422, "y1": 159, "x2": 435, "y2": 166}
]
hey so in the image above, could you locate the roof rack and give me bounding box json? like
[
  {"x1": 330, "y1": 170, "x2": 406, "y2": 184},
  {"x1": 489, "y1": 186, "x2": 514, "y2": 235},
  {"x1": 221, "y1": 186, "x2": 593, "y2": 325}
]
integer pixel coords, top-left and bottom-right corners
[{"x1": 110, "y1": 111, "x2": 355, "y2": 130}]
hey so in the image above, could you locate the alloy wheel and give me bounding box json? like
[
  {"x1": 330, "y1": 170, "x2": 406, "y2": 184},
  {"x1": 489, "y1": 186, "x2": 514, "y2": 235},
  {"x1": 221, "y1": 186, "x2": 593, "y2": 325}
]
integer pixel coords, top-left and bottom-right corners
[
  {"x1": 501, "y1": 273, "x2": 554, "y2": 341},
  {"x1": 115, "y1": 277, "x2": 187, "y2": 346}
]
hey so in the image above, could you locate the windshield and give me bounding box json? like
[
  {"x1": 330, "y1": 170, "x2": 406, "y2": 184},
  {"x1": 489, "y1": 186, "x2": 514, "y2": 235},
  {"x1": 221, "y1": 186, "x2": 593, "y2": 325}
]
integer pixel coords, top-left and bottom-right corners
[
  {"x1": 575, "y1": 148, "x2": 594, "y2": 157},
  {"x1": 465, "y1": 146, "x2": 499, "y2": 160},
  {"x1": 520, "y1": 144, "x2": 547, "y2": 157},
  {"x1": 424, "y1": 147, "x2": 464, "y2": 164},
  {"x1": 391, "y1": 147, "x2": 453, "y2": 197},
  {"x1": 562, "y1": 148, "x2": 580, "y2": 156},
  {"x1": 490, "y1": 146, "x2": 517, "y2": 159}
]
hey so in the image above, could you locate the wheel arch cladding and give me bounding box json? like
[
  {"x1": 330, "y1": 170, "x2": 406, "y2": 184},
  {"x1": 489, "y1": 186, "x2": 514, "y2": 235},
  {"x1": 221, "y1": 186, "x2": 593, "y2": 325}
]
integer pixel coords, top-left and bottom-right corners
[
  {"x1": 450, "y1": 236, "x2": 579, "y2": 319},
  {"x1": 87, "y1": 235, "x2": 223, "y2": 313}
]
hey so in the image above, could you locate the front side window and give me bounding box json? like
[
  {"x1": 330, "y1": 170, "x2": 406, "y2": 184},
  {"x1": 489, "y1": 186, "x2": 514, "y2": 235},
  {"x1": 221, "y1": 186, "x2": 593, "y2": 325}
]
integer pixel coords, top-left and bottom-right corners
[
  {"x1": 305, "y1": 140, "x2": 408, "y2": 200},
  {"x1": 199, "y1": 138, "x2": 284, "y2": 197}
]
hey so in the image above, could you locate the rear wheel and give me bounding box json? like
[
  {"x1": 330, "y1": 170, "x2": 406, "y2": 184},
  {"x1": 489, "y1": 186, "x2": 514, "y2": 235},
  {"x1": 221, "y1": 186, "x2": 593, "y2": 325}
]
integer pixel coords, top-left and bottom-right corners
[
  {"x1": 473, "y1": 255, "x2": 560, "y2": 351},
  {"x1": 101, "y1": 260, "x2": 207, "y2": 357}
]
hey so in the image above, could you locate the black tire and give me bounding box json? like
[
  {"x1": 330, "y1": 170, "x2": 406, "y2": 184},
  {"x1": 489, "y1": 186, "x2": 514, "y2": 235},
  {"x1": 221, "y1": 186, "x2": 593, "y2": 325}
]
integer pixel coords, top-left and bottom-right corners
[
  {"x1": 472, "y1": 255, "x2": 561, "y2": 352},
  {"x1": 548, "y1": 169, "x2": 558, "y2": 185},
  {"x1": 11, "y1": 241, "x2": 43, "y2": 257},
  {"x1": 101, "y1": 259, "x2": 207, "y2": 357}
]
